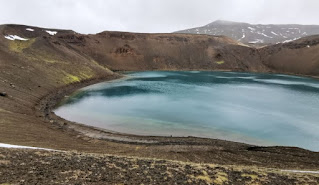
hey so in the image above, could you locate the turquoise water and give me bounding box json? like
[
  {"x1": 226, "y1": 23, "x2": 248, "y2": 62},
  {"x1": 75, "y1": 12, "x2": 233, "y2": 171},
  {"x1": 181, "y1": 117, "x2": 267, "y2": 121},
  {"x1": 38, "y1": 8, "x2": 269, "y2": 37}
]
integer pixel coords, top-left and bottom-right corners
[{"x1": 54, "y1": 71, "x2": 319, "y2": 151}]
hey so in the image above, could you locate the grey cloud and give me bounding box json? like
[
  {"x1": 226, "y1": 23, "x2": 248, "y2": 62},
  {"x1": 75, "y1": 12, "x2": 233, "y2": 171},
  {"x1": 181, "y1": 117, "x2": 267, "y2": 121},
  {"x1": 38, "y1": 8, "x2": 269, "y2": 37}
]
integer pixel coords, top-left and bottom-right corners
[{"x1": 0, "y1": 0, "x2": 318, "y2": 34}]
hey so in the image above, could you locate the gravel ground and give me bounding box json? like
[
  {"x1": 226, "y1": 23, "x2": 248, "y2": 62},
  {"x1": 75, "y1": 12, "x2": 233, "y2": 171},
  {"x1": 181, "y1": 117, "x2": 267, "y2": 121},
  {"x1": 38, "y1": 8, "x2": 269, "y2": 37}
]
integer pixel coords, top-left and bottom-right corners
[{"x1": 0, "y1": 148, "x2": 318, "y2": 185}]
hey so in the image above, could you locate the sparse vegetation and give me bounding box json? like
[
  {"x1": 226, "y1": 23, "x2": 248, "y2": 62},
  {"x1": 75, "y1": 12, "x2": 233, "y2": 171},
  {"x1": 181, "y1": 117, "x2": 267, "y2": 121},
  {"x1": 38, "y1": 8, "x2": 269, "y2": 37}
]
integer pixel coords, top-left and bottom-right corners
[
  {"x1": 216, "y1": 60, "x2": 225, "y2": 65},
  {"x1": 0, "y1": 149, "x2": 318, "y2": 184},
  {"x1": 8, "y1": 39, "x2": 35, "y2": 52}
]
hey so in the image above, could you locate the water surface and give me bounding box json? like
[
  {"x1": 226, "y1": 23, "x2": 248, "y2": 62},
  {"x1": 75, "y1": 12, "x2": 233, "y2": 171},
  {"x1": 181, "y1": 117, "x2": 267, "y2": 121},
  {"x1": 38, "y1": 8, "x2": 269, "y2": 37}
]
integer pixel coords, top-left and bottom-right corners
[{"x1": 55, "y1": 71, "x2": 319, "y2": 151}]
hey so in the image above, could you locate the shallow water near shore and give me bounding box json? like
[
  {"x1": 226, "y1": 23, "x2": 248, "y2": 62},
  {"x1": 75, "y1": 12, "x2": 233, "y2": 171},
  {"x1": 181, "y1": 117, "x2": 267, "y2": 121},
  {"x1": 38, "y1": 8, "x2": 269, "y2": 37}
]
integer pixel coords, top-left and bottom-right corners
[{"x1": 55, "y1": 71, "x2": 319, "y2": 151}]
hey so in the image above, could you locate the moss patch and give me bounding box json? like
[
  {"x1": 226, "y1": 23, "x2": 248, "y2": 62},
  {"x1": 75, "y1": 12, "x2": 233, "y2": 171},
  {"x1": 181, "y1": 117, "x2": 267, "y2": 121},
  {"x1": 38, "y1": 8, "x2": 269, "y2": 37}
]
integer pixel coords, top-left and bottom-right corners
[
  {"x1": 62, "y1": 72, "x2": 80, "y2": 84},
  {"x1": 216, "y1": 60, "x2": 225, "y2": 65},
  {"x1": 9, "y1": 39, "x2": 36, "y2": 52}
]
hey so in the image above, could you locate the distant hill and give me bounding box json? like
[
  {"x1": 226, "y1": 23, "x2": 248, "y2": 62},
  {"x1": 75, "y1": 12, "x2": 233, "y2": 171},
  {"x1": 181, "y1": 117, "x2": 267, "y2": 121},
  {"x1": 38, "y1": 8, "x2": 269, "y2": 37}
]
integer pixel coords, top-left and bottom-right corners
[{"x1": 175, "y1": 20, "x2": 319, "y2": 45}]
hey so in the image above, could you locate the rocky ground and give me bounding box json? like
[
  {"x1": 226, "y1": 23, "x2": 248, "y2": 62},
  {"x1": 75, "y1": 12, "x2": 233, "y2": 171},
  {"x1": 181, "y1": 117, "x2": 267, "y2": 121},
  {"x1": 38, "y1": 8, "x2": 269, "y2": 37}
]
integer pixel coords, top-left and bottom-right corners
[{"x1": 1, "y1": 148, "x2": 318, "y2": 185}]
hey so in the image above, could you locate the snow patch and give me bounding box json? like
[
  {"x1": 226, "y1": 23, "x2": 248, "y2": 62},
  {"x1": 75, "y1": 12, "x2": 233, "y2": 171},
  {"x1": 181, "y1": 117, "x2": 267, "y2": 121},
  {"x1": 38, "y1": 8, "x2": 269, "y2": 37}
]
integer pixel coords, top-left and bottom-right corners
[
  {"x1": 249, "y1": 39, "x2": 264, "y2": 44},
  {"x1": 4, "y1": 35, "x2": 29, "y2": 41},
  {"x1": 259, "y1": 32, "x2": 273, "y2": 38},
  {"x1": 0, "y1": 143, "x2": 54, "y2": 150},
  {"x1": 238, "y1": 33, "x2": 245, "y2": 41},
  {"x1": 45, "y1": 30, "x2": 57, "y2": 35},
  {"x1": 281, "y1": 170, "x2": 319, "y2": 174},
  {"x1": 26, "y1": 28, "x2": 34, "y2": 32},
  {"x1": 248, "y1": 27, "x2": 255, "y2": 31},
  {"x1": 271, "y1": 31, "x2": 278, "y2": 36},
  {"x1": 280, "y1": 33, "x2": 287, "y2": 38},
  {"x1": 282, "y1": 37, "x2": 300, "y2": 43}
]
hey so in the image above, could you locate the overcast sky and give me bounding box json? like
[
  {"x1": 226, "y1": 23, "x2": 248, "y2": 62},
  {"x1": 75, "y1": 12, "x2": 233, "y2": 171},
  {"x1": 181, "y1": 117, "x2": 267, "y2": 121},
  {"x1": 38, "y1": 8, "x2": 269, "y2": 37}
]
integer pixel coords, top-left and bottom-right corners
[{"x1": 0, "y1": 0, "x2": 318, "y2": 34}]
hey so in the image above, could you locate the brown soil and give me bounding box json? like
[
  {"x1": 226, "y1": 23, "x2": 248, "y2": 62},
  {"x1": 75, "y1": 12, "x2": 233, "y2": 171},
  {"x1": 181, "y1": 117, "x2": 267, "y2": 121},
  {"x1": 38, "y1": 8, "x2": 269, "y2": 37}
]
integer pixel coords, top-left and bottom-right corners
[{"x1": 0, "y1": 24, "x2": 319, "y2": 184}]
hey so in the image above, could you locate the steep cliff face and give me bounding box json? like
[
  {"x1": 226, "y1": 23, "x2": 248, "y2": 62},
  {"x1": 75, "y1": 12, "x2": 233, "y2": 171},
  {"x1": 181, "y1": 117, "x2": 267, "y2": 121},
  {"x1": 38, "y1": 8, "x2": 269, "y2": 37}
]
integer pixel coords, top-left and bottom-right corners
[{"x1": 55, "y1": 31, "x2": 267, "y2": 72}]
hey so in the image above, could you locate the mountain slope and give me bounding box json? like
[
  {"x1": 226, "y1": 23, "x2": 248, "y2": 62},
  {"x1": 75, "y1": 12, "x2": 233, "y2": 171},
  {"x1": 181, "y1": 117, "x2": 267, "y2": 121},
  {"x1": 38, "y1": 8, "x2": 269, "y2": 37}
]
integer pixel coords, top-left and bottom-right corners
[
  {"x1": 175, "y1": 20, "x2": 319, "y2": 45},
  {"x1": 260, "y1": 35, "x2": 319, "y2": 75}
]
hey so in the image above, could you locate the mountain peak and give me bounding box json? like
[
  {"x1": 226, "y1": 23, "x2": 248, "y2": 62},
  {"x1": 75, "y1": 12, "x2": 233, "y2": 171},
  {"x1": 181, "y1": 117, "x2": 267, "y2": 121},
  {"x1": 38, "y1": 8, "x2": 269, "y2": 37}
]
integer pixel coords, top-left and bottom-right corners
[
  {"x1": 208, "y1": 20, "x2": 246, "y2": 26},
  {"x1": 176, "y1": 20, "x2": 319, "y2": 44}
]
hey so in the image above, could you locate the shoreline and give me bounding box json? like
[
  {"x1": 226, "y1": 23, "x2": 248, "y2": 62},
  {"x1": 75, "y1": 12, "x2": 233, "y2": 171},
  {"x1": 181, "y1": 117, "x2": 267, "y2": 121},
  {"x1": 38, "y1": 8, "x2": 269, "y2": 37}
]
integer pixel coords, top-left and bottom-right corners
[
  {"x1": 38, "y1": 70, "x2": 319, "y2": 150},
  {"x1": 2, "y1": 69, "x2": 319, "y2": 171}
]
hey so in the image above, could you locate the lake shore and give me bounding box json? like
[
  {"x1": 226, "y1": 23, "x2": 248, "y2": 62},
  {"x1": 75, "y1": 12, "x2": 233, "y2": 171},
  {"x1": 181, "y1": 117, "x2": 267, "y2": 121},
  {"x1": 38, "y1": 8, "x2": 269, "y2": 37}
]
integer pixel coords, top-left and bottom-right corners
[
  {"x1": 8, "y1": 70, "x2": 311, "y2": 170},
  {"x1": 1, "y1": 68, "x2": 319, "y2": 170}
]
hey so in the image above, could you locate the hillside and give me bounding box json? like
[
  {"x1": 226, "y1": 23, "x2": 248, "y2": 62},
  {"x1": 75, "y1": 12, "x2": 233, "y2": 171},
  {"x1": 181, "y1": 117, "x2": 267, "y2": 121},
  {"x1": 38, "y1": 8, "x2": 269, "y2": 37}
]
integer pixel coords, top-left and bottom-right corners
[
  {"x1": 260, "y1": 35, "x2": 319, "y2": 75},
  {"x1": 175, "y1": 20, "x2": 319, "y2": 45},
  {"x1": 0, "y1": 24, "x2": 319, "y2": 184}
]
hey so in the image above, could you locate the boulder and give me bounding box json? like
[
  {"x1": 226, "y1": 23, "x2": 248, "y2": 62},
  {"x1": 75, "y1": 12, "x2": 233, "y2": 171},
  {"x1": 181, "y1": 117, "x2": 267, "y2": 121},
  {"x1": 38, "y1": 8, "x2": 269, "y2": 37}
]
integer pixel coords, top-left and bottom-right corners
[{"x1": 0, "y1": 92, "x2": 7, "y2": 97}]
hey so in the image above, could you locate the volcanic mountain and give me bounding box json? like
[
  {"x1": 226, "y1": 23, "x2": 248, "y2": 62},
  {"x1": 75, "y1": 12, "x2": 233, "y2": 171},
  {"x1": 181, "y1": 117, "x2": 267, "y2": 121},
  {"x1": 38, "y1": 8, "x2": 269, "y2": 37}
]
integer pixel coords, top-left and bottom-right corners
[{"x1": 175, "y1": 20, "x2": 319, "y2": 45}]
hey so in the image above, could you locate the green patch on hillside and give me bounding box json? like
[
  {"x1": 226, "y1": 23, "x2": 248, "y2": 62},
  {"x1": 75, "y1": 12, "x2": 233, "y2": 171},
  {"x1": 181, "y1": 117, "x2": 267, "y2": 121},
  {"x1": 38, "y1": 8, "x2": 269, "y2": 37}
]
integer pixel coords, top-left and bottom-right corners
[
  {"x1": 216, "y1": 61, "x2": 225, "y2": 65},
  {"x1": 62, "y1": 72, "x2": 80, "y2": 84},
  {"x1": 9, "y1": 39, "x2": 36, "y2": 52},
  {"x1": 62, "y1": 68, "x2": 96, "y2": 84}
]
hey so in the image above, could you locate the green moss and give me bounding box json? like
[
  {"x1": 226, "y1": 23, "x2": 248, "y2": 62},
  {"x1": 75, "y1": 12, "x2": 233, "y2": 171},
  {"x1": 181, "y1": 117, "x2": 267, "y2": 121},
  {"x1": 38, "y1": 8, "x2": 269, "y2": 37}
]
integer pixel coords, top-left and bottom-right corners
[
  {"x1": 43, "y1": 59, "x2": 58, "y2": 64},
  {"x1": 62, "y1": 72, "x2": 80, "y2": 84},
  {"x1": 90, "y1": 59, "x2": 113, "y2": 73},
  {"x1": 216, "y1": 61, "x2": 225, "y2": 65},
  {"x1": 9, "y1": 38, "x2": 36, "y2": 52},
  {"x1": 79, "y1": 68, "x2": 94, "y2": 79}
]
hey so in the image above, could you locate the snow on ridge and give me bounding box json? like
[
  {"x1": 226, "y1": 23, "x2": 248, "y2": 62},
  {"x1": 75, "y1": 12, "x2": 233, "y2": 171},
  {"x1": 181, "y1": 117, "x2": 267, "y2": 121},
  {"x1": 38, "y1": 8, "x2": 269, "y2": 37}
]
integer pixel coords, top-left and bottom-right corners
[
  {"x1": 0, "y1": 143, "x2": 54, "y2": 151},
  {"x1": 282, "y1": 37, "x2": 300, "y2": 43},
  {"x1": 4, "y1": 35, "x2": 29, "y2": 41},
  {"x1": 26, "y1": 28, "x2": 34, "y2": 32},
  {"x1": 45, "y1": 30, "x2": 57, "y2": 35},
  {"x1": 271, "y1": 31, "x2": 278, "y2": 36}
]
